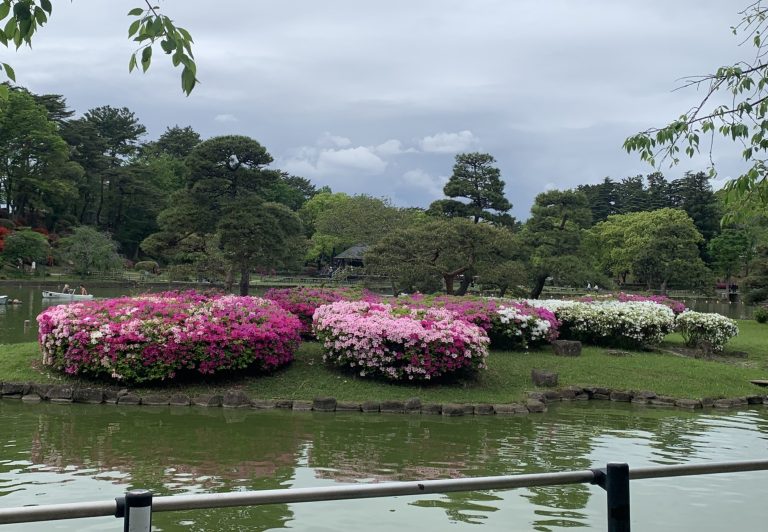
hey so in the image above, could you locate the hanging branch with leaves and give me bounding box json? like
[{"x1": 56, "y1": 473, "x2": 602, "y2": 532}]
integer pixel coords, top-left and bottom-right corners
[{"x1": 0, "y1": 0, "x2": 197, "y2": 98}]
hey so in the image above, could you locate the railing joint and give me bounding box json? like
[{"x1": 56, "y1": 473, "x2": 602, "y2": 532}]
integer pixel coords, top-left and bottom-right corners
[{"x1": 590, "y1": 467, "x2": 607, "y2": 490}]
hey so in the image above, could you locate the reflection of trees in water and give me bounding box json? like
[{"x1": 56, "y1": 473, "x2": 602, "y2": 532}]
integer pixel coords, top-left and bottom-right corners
[
  {"x1": 17, "y1": 405, "x2": 308, "y2": 532},
  {"x1": 4, "y1": 401, "x2": 767, "y2": 531}
]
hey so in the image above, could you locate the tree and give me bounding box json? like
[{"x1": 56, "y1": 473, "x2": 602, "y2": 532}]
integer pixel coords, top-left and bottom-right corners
[
  {"x1": 590, "y1": 208, "x2": 708, "y2": 292},
  {"x1": 58, "y1": 226, "x2": 122, "y2": 275},
  {"x1": 623, "y1": 2, "x2": 768, "y2": 221},
  {"x1": 0, "y1": 2, "x2": 197, "y2": 96},
  {"x1": 2, "y1": 229, "x2": 49, "y2": 266},
  {"x1": 143, "y1": 135, "x2": 290, "y2": 293},
  {"x1": 304, "y1": 194, "x2": 417, "y2": 266},
  {"x1": 0, "y1": 89, "x2": 79, "y2": 226},
  {"x1": 144, "y1": 125, "x2": 201, "y2": 159},
  {"x1": 427, "y1": 152, "x2": 513, "y2": 225},
  {"x1": 521, "y1": 189, "x2": 595, "y2": 298},
  {"x1": 708, "y1": 229, "x2": 751, "y2": 286},
  {"x1": 669, "y1": 171, "x2": 722, "y2": 243},
  {"x1": 366, "y1": 217, "x2": 519, "y2": 295},
  {"x1": 218, "y1": 199, "x2": 305, "y2": 295}
]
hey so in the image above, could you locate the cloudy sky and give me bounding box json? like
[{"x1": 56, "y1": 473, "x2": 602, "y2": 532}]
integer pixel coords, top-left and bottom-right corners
[{"x1": 7, "y1": 0, "x2": 752, "y2": 218}]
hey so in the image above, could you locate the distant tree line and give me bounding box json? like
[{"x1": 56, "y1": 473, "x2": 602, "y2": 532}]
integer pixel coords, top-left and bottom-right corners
[{"x1": 2, "y1": 82, "x2": 768, "y2": 303}]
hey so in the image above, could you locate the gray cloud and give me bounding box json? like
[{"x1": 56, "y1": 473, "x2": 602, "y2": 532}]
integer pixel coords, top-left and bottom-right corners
[{"x1": 7, "y1": 0, "x2": 750, "y2": 217}]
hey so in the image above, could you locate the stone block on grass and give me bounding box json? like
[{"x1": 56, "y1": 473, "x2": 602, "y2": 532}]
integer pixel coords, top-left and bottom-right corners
[
  {"x1": 474, "y1": 404, "x2": 494, "y2": 415},
  {"x1": 193, "y1": 394, "x2": 223, "y2": 407},
  {"x1": 291, "y1": 400, "x2": 313, "y2": 411},
  {"x1": 117, "y1": 393, "x2": 141, "y2": 405},
  {"x1": 552, "y1": 340, "x2": 582, "y2": 357},
  {"x1": 73, "y1": 387, "x2": 104, "y2": 404},
  {"x1": 531, "y1": 369, "x2": 558, "y2": 387},
  {"x1": 421, "y1": 403, "x2": 442, "y2": 415},
  {"x1": 169, "y1": 394, "x2": 191, "y2": 406},
  {"x1": 335, "y1": 401, "x2": 361, "y2": 412},
  {"x1": 361, "y1": 401, "x2": 380, "y2": 413},
  {"x1": 442, "y1": 404, "x2": 465, "y2": 417},
  {"x1": 526, "y1": 400, "x2": 547, "y2": 413},
  {"x1": 404, "y1": 397, "x2": 422, "y2": 413},
  {"x1": 142, "y1": 394, "x2": 169, "y2": 406}
]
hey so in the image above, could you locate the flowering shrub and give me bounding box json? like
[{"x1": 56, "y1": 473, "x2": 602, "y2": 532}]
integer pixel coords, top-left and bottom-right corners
[
  {"x1": 264, "y1": 287, "x2": 380, "y2": 337},
  {"x1": 392, "y1": 294, "x2": 499, "y2": 332},
  {"x1": 675, "y1": 311, "x2": 739, "y2": 352},
  {"x1": 313, "y1": 300, "x2": 489, "y2": 381},
  {"x1": 546, "y1": 301, "x2": 675, "y2": 348},
  {"x1": 393, "y1": 294, "x2": 559, "y2": 350},
  {"x1": 491, "y1": 303, "x2": 559, "y2": 349},
  {"x1": 615, "y1": 293, "x2": 687, "y2": 314},
  {"x1": 37, "y1": 292, "x2": 302, "y2": 383}
]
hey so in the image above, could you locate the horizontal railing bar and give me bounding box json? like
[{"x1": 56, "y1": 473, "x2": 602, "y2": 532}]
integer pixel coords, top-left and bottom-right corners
[
  {"x1": 2, "y1": 459, "x2": 767, "y2": 525},
  {"x1": 629, "y1": 459, "x2": 768, "y2": 480}
]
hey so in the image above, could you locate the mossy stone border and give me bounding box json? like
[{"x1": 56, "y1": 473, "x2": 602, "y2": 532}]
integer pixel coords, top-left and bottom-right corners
[{"x1": 2, "y1": 381, "x2": 766, "y2": 415}]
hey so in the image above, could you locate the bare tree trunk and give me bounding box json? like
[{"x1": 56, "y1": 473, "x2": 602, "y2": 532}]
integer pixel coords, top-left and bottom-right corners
[
  {"x1": 530, "y1": 273, "x2": 548, "y2": 299},
  {"x1": 239, "y1": 264, "x2": 250, "y2": 296}
]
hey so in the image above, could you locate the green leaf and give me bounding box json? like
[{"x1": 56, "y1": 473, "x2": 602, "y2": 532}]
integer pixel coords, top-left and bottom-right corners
[
  {"x1": 33, "y1": 7, "x2": 46, "y2": 25},
  {"x1": 128, "y1": 7, "x2": 144, "y2": 16},
  {"x1": 4, "y1": 16, "x2": 15, "y2": 38},
  {"x1": 0, "y1": 2, "x2": 9, "y2": 20},
  {"x1": 128, "y1": 53, "x2": 137, "y2": 72},
  {"x1": 177, "y1": 27, "x2": 193, "y2": 42},
  {"x1": 40, "y1": 0, "x2": 52, "y2": 15},
  {"x1": 12, "y1": 3, "x2": 30, "y2": 21},
  {"x1": 0, "y1": 84, "x2": 8, "y2": 101},
  {"x1": 141, "y1": 46, "x2": 152, "y2": 72},
  {"x1": 2, "y1": 62, "x2": 15, "y2": 81},
  {"x1": 128, "y1": 19, "x2": 141, "y2": 37},
  {"x1": 181, "y1": 65, "x2": 196, "y2": 95}
]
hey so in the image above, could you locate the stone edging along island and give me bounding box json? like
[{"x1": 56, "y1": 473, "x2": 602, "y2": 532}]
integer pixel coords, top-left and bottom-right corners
[{"x1": 1, "y1": 382, "x2": 767, "y2": 415}]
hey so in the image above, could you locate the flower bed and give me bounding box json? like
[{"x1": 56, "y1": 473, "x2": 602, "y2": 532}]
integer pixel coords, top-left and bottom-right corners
[
  {"x1": 37, "y1": 292, "x2": 301, "y2": 383},
  {"x1": 578, "y1": 293, "x2": 687, "y2": 314},
  {"x1": 264, "y1": 287, "x2": 380, "y2": 337},
  {"x1": 675, "y1": 311, "x2": 739, "y2": 352},
  {"x1": 541, "y1": 300, "x2": 676, "y2": 348},
  {"x1": 312, "y1": 300, "x2": 489, "y2": 381}
]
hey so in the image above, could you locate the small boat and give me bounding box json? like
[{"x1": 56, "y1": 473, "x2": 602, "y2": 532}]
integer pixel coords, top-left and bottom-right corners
[
  {"x1": 41, "y1": 291, "x2": 94, "y2": 301},
  {"x1": 0, "y1": 295, "x2": 7, "y2": 305}
]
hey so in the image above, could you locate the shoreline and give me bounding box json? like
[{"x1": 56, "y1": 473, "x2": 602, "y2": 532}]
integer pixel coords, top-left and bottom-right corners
[{"x1": 1, "y1": 380, "x2": 765, "y2": 414}]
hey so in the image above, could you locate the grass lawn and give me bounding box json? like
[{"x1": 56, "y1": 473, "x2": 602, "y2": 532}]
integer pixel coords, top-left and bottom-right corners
[{"x1": 2, "y1": 320, "x2": 767, "y2": 404}]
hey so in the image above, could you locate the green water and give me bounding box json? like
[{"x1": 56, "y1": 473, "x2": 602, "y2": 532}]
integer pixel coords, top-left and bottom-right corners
[{"x1": 1, "y1": 401, "x2": 767, "y2": 531}]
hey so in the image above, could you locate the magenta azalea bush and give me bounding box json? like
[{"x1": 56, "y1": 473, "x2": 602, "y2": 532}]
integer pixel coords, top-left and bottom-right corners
[
  {"x1": 313, "y1": 300, "x2": 489, "y2": 381},
  {"x1": 264, "y1": 287, "x2": 380, "y2": 337},
  {"x1": 37, "y1": 292, "x2": 302, "y2": 383}
]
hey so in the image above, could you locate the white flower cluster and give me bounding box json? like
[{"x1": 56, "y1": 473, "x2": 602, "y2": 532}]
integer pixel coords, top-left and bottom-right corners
[
  {"x1": 675, "y1": 311, "x2": 739, "y2": 352},
  {"x1": 553, "y1": 301, "x2": 675, "y2": 347},
  {"x1": 520, "y1": 299, "x2": 578, "y2": 313},
  {"x1": 494, "y1": 306, "x2": 553, "y2": 348}
]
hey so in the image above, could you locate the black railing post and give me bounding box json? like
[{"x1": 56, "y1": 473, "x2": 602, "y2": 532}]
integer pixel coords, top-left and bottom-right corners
[
  {"x1": 116, "y1": 489, "x2": 153, "y2": 532},
  {"x1": 605, "y1": 463, "x2": 630, "y2": 532}
]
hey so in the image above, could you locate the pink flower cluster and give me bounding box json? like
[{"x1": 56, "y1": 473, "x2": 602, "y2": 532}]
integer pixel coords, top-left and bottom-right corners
[
  {"x1": 37, "y1": 291, "x2": 301, "y2": 383},
  {"x1": 312, "y1": 300, "x2": 489, "y2": 381},
  {"x1": 264, "y1": 287, "x2": 381, "y2": 337}
]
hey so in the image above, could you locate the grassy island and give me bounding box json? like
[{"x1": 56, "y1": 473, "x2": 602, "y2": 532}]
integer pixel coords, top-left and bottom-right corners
[{"x1": 2, "y1": 320, "x2": 766, "y2": 405}]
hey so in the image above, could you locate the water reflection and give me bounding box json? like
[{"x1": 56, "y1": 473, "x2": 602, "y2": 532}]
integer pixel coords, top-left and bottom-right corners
[{"x1": 0, "y1": 401, "x2": 767, "y2": 531}]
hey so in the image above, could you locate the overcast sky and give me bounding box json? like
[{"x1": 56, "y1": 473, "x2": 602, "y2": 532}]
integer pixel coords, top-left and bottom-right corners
[{"x1": 7, "y1": 0, "x2": 752, "y2": 218}]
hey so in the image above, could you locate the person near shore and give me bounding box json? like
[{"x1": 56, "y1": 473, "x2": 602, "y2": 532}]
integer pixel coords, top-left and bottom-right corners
[
  {"x1": 79, "y1": 284, "x2": 88, "y2": 295},
  {"x1": 62, "y1": 283, "x2": 71, "y2": 294}
]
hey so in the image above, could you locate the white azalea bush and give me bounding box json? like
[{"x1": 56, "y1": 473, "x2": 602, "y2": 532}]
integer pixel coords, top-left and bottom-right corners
[
  {"x1": 490, "y1": 304, "x2": 559, "y2": 350},
  {"x1": 547, "y1": 301, "x2": 675, "y2": 348},
  {"x1": 675, "y1": 311, "x2": 739, "y2": 353}
]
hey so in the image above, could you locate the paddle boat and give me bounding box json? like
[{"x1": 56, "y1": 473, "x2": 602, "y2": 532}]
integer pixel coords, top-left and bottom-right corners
[
  {"x1": 41, "y1": 290, "x2": 94, "y2": 301},
  {"x1": 0, "y1": 295, "x2": 7, "y2": 305}
]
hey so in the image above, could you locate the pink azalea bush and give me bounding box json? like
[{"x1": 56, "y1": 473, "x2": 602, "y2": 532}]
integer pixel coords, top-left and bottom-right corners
[
  {"x1": 264, "y1": 287, "x2": 381, "y2": 337},
  {"x1": 313, "y1": 300, "x2": 489, "y2": 381},
  {"x1": 37, "y1": 291, "x2": 301, "y2": 383}
]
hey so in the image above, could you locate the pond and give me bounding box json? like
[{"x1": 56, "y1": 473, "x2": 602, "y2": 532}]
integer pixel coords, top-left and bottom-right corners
[{"x1": 0, "y1": 401, "x2": 766, "y2": 531}]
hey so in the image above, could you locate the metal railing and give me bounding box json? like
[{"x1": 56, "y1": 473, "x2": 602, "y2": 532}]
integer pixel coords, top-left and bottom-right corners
[{"x1": 1, "y1": 459, "x2": 767, "y2": 531}]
